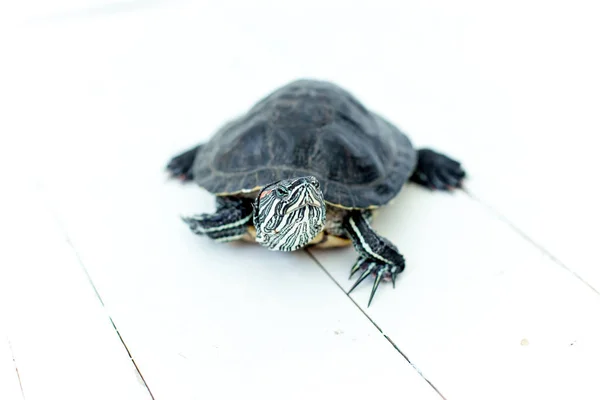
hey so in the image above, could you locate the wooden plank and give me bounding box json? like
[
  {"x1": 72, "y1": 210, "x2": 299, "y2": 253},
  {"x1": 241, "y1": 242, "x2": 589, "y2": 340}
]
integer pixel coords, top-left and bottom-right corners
[
  {"x1": 34, "y1": 158, "x2": 443, "y2": 400},
  {"x1": 453, "y1": 2, "x2": 600, "y2": 293},
  {"x1": 310, "y1": 185, "x2": 600, "y2": 400},
  {"x1": 6, "y1": 2, "x2": 599, "y2": 398},
  {"x1": 1, "y1": 15, "x2": 444, "y2": 400},
  {"x1": 0, "y1": 182, "x2": 153, "y2": 400}
]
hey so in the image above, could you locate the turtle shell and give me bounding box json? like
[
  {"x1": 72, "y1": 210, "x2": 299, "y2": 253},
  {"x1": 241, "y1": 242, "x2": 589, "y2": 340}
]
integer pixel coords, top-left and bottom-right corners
[{"x1": 191, "y1": 79, "x2": 417, "y2": 209}]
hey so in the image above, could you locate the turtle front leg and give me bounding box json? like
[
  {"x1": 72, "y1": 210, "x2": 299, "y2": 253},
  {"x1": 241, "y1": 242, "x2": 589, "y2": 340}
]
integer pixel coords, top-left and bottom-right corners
[
  {"x1": 343, "y1": 210, "x2": 406, "y2": 307},
  {"x1": 181, "y1": 196, "x2": 253, "y2": 243}
]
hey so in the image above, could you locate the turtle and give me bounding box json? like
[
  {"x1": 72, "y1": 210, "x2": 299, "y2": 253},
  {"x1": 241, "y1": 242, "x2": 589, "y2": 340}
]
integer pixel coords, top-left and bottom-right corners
[{"x1": 166, "y1": 79, "x2": 466, "y2": 306}]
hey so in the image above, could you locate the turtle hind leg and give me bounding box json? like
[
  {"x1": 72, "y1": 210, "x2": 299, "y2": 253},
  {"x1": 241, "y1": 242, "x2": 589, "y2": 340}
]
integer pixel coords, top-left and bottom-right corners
[
  {"x1": 410, "y1": 148, "x2": 466, "y2": 191},
  {"x1": 181, "y1": 196, "x2": 254, "y2": 243},
  {"x1": 166, "y1": 144, "x2": 203, "y2": 182}
]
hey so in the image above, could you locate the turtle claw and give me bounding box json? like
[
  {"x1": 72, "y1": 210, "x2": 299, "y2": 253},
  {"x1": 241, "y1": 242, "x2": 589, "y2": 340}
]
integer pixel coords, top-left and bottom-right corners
[
  {"x1": 349, "y1": 257, "x2": 368, "y2": 279},
  {"x1": 391, "y1": 270, "x2": 397, "y2": 288},
  {"x1": 348, "y1": 263, "x2": 375, "y2": 294},
  {"x1": 347, "y1": 260, "x2": 402, "y2": 307},
  {"x1": 368, "y1": 269, "x2": 385, "y2": 307},
  {"x1": 180, "y1": 214, "x2": 206, "y2": 233}
]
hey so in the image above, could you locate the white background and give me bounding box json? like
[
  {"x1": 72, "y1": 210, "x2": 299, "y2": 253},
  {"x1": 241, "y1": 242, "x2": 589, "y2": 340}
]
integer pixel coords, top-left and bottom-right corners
[{"x1": 1, "y1": 1, "x2": 599, "y2": 399}]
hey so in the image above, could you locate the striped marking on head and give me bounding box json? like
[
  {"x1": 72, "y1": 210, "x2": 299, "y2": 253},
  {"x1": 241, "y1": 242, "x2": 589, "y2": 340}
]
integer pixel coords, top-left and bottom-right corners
[{"x1": 254, "y1": 176, "x2": 326, "y2": 251}]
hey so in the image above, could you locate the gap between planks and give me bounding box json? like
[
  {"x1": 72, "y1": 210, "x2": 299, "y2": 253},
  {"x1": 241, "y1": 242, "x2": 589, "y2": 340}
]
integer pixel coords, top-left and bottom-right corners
[
  {"x1": 304, "y1": 250, "x2": 448, "y2": 400},
  {"x1": 34, "y1": 180, "x2": 596, "y2": 400},
  {"x1": 305, "y1": 184, "x2": 600, "y2": 399},
  {"x1": 6, "y1": 338, "x2": 26, "y2": 400},
  {"x1": 461, "y1": 187, "x2": 600, "y2": 296},
  {"x1": 33, "y1": 181, "x2": 156, "y2": 400}
]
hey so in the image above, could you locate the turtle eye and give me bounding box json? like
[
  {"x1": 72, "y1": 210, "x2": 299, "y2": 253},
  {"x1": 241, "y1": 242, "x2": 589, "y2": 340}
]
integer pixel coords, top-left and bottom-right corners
[
  {"x1": 311, "y1": 179, "x2": 320, "y2": 189},
  {"x1": 275, "y1": 186, "x2": 289, "y2": 197}
]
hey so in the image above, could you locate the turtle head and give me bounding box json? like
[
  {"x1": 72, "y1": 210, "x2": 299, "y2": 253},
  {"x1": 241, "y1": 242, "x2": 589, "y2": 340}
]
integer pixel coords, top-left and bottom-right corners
[{"x1": 253, "y1": 176, "x2": 327, "y2": 251}]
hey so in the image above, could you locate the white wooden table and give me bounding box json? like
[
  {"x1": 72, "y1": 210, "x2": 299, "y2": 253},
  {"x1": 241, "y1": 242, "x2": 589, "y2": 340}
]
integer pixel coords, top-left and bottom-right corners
[{"x1": 1, "y1": 1, "x2": 599, "y2": 399}]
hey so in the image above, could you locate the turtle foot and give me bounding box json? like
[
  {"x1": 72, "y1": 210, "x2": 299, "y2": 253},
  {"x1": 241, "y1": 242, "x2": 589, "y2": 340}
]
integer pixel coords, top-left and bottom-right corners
[
  {"x1": 166, "y1": 145, "x2": 201, "y2": 182},
  {"x1": 180, "y1": 196, "x2": 253, "y2": 243},
  {"x1": 348, "y1": 255, "x2": 404, "y2": 307},
  {"x1": 410, "y1": 148, "x2": 466, "y2": 191}
]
